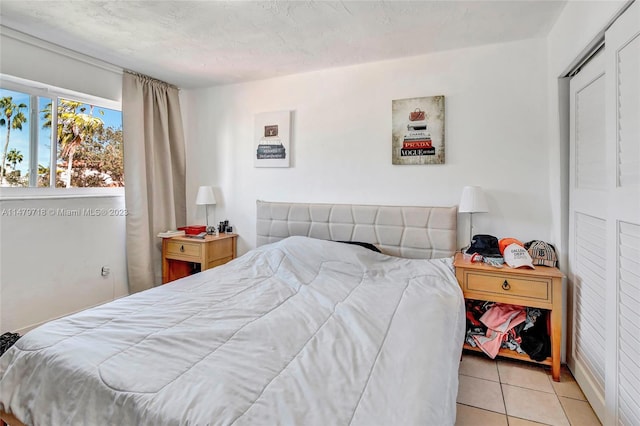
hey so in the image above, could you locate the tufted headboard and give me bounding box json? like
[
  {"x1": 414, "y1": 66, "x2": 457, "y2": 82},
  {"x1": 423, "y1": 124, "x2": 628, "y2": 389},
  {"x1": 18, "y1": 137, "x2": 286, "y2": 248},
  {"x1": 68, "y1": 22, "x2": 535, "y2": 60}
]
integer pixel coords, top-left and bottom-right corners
[{"x1": 256, "y1": 200, "x2": 457, "y2": 259}]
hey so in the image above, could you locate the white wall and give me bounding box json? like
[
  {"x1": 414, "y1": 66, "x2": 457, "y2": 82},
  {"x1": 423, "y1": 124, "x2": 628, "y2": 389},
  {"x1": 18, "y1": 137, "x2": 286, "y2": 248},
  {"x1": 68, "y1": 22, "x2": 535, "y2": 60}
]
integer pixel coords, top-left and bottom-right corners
[
  {"x1": 183, "y1": 38, "x2": 552, "y2": 256},
  {"x1": 0, "y1": 196, "x2": 128, "y2": 333},
  {"x1": 0, "y1": 28, "x2": 127, "y2": 333}
]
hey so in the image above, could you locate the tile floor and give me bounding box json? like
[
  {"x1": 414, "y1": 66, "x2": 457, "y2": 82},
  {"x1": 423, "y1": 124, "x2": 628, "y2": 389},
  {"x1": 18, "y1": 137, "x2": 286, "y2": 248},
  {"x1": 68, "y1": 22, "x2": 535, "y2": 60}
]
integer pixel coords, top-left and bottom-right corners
[{"x1": 456, "y1": 353, "x2": 601, "y2": 426}]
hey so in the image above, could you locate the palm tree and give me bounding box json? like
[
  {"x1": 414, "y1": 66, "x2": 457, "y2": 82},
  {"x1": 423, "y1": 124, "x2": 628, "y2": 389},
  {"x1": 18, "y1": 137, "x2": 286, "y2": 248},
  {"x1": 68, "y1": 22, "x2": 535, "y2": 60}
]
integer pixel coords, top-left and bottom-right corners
[
  {"x1": 0, "y1": 96, "x2": 28, "y2": 178},
  {"x1": 6, "y1": 148, "x2": 23, "y2": 172},
  {"x1": 42, "y1": 99, "x2": 104, "y2": 188}
]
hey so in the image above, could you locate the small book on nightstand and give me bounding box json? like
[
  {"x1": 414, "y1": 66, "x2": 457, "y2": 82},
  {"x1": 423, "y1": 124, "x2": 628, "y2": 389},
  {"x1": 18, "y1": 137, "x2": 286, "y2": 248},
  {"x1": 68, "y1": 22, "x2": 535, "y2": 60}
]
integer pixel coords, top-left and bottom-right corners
[{"x1": 157, "y1": 230, "x2": 186, "y2": 238}]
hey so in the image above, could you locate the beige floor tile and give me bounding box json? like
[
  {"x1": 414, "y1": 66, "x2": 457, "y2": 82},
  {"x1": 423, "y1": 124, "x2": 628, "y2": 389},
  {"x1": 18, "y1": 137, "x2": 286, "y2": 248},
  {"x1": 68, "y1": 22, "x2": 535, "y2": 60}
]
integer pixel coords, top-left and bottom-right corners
[
  {"x1": 459, "y1": 353, "x2": 500, "y2": 382},
  {"x1": 498, "y1": 359, "x2": 554, "y2": 393},
  {"x1": 455, "y1": 403, "x2": 508, "y2": 426},
  {"x1": 508, "y1": 417, "x2": 550, "y2": 426},
  {"x1": 560, "y1": 397, "x2": 602, "y2": 426},
  {"x1": 502, "y1": 384, "x2": 569, "y2": 426},
  {"x1": 457, "y1": 375, "x2": 506, "y2": 414},
  {"x1": 547, "y1": 367, "x2": 586, "y2": 401},
  {"x1": 551, "y1": 379, "x2": 587, "y2": 401}
]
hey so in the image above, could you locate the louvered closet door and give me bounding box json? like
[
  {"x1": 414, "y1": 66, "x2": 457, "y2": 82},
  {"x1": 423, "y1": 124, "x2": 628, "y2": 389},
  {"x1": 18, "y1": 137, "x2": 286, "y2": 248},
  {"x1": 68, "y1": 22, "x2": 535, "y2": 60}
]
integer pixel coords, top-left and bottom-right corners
[
  {"x1": 568, "y1": 49, "x2": 608, "y2": 421},
  {"x1": 604, "y1": 2, "x2": 640, "y2": 425},
  {"x1": 569, "y1": 2, "x2": 640, "y2": 424}
]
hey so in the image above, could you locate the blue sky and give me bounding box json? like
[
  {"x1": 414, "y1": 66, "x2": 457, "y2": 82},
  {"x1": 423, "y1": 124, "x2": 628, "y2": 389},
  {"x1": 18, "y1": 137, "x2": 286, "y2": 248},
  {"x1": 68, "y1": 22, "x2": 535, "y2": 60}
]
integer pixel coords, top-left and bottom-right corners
[{"x1": 0, "y1": 88, "x2": 121, "y2": 175}]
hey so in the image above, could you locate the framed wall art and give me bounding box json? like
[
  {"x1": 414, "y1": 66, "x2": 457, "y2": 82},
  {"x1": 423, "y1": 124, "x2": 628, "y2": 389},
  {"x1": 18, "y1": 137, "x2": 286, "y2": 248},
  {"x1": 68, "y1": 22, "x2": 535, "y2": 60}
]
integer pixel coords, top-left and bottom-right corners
[
  {"x1": 392, "y1": 95, "x2": 445, "y2": 165},
  {"x1": 254, "y1": 110, "x2": 291, "y2": 168}
]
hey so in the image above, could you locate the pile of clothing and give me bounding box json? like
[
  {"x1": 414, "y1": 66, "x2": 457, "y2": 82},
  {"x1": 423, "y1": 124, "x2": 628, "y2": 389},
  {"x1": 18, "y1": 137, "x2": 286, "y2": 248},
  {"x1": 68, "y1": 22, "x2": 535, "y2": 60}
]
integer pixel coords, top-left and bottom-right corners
[{"x1": 465, "y1": 300, "x2": 550, "y2": 361}]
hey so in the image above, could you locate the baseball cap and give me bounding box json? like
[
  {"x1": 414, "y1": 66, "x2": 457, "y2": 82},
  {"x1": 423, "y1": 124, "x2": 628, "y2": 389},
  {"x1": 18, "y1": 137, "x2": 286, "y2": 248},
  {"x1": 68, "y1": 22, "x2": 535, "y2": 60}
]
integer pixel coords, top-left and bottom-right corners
[
  {"x1": 503, "y1": 243, "x2": 535, "y2": 269},
  {"x1": 499, "y1": 238, "x2": 524, "y2": 255},
  {"x1": 526, "y1": 240, "x2": 558, "y2": 267}
]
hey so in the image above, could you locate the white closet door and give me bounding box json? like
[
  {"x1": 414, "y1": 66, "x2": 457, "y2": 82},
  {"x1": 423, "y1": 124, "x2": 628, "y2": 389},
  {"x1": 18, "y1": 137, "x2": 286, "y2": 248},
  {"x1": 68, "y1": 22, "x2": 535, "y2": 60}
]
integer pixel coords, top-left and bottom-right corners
[
  {"x1": 569, "y1": 50, "x2": 608, "y2": 421},
  {"x1": 569, "y1": 3, "x2": 638, "y2": 424},
  {"x1": 604, "y1": 2, "x2": 640, "y2": 425}
]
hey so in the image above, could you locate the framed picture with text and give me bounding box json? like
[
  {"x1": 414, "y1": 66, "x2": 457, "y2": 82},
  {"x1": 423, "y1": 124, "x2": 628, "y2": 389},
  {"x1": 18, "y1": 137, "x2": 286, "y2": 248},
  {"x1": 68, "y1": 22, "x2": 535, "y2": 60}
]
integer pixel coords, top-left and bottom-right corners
[
  {"x1": 392, "y1": 96, "x2": 445, "y2": 165},
  {"x1": 255, "y1": 110, "x2": 291, "y2": 168}
]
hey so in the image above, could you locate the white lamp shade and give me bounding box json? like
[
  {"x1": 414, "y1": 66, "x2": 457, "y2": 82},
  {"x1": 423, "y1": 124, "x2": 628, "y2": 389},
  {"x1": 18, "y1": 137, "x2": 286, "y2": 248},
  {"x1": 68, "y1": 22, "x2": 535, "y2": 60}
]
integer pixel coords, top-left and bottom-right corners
[
  {"x1": 195, "y1": 186, "x2": 216, "y2": 205},
  {"x1": 458, "y1": 186, "x2": 488, "y2": 213}
]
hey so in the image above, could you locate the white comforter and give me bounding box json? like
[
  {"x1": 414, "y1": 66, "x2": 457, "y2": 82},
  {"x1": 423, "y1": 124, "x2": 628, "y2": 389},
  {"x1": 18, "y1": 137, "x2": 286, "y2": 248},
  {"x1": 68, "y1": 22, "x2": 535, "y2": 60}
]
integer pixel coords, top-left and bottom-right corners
[{"x1": 0, "y1": 236, "x2": 464, "y2": 426}]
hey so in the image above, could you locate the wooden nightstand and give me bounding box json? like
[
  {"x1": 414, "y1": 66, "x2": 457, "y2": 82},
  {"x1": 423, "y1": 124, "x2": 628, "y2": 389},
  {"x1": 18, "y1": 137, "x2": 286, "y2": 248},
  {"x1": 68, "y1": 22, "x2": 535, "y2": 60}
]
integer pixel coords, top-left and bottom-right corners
[
  {"x1": 453, "y1": 252, "x2": 564, "y2": 381},
  {"x1": 161, "y1": 233, "x2": 237, "y2": 284}
]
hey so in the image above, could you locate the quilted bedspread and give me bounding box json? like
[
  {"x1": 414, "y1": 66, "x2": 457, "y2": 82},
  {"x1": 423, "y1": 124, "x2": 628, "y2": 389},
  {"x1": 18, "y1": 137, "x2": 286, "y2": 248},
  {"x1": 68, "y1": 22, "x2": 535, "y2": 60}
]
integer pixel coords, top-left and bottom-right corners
[{"x1": 0, "y1": 236, "x2": 464, "y2": 426}]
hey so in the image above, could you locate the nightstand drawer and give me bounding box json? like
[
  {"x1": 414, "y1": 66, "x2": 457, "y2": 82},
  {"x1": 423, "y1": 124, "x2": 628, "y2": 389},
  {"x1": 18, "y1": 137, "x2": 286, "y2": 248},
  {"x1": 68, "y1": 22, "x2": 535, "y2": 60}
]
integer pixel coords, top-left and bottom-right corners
[
  {"x1": 207, "y1": 237, "x2": 233, "y2": 262},
  {"x1": 166, "y1": 240, "x2": 202, "y2": 259},
  {"x1": 464, "y1": 271, "x2": 551, "y2": 303}
]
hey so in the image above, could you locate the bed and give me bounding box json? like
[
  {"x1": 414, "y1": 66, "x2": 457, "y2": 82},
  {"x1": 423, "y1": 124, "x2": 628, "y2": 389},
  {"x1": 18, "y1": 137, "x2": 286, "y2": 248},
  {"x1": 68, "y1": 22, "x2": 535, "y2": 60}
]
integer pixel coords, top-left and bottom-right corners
[{"x1": 0, "y1": 202, "x2": 464, "y2": 426}]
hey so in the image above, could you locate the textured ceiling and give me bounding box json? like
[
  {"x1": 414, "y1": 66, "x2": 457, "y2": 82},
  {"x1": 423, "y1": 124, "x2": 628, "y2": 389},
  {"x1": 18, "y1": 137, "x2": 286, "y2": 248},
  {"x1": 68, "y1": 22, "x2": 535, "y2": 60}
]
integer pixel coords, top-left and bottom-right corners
[{"x1": 0, "y1": 1, "x2": 567, "y2": 89}]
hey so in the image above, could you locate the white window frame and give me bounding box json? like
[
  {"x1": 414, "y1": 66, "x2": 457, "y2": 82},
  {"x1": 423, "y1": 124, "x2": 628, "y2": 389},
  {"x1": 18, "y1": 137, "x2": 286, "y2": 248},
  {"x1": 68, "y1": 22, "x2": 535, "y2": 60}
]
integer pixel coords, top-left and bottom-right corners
[{"x1": 0, "y1": 74, "x2": 124, "y2": 200}]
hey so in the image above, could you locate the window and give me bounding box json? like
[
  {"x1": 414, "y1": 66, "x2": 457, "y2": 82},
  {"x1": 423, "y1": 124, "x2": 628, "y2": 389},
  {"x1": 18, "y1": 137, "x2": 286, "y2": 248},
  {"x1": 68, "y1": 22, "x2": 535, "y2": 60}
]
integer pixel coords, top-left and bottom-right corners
[{"x1": 0, "y1": 80, "x2": 123, "y2": 189}]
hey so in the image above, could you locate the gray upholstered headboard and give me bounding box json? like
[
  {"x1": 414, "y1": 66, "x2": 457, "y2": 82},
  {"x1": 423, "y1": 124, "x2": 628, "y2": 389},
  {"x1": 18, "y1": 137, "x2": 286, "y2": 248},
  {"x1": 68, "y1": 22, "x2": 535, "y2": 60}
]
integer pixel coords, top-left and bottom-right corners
[{"x1": 256, "y1": 200, "x2": 457, "y2": 259}]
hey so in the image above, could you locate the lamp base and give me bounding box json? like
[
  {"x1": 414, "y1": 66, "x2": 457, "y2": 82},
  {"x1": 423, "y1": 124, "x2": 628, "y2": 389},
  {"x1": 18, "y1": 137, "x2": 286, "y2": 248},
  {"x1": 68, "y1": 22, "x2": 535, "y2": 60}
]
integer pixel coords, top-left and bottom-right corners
[{"x1": 469, "y1": 212, "x2": 475, "y2": 248}]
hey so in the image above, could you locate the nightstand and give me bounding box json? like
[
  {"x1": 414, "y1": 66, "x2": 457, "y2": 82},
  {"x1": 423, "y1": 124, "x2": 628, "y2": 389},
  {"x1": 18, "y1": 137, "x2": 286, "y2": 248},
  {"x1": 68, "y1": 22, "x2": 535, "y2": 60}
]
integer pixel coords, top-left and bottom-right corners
[
  {"x1": 161, "y1": 233, "x2": 237, "y2": 284},
  {"x1": 453, "y1": 252, "x2": 564, "y2": 381}
]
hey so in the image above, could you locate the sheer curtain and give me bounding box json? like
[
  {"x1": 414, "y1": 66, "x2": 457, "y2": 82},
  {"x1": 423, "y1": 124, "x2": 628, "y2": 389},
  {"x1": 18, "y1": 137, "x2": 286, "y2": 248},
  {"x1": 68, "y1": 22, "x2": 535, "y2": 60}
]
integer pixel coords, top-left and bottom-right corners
[{"x1": 122, "y1": 71, "x2": 186, "y2": 293}]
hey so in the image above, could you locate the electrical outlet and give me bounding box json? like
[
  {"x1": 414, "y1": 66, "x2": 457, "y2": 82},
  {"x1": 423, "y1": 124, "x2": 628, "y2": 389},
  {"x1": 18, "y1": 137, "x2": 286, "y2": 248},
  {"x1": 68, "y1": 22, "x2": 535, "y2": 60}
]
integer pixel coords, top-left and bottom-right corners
[{"x1": 101, "y1": 266, "x2": 110, "y2": 277}]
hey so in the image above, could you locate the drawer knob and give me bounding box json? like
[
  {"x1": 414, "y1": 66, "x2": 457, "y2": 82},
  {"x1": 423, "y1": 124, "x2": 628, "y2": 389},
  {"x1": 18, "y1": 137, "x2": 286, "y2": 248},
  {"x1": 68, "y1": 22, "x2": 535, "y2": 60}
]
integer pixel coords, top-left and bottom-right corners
[
  {"x1": 180, "y1": 245, "x2": 185, "y2": 252},
  {"x1": 502, "y1": 280, "x2": 511, "y2": 291}
]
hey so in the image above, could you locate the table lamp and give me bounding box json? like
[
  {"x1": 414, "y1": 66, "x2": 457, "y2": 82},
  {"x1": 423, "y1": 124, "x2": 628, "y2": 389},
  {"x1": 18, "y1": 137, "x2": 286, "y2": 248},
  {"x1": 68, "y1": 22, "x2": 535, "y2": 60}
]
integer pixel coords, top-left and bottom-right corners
[
  {"x1": 196, "y1": 185, "x2": 217, "y2": 235},
  {"x1": 458, "y1": 185, "x2": 488, "y2": 248}
]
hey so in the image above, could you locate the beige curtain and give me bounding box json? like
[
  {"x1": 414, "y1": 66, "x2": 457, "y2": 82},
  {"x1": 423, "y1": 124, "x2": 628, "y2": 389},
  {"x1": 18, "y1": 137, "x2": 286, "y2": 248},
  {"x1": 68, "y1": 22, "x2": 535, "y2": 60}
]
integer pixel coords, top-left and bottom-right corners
[{"x1": 122, "y1": 71, "x2": 186, "y2": 293}]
